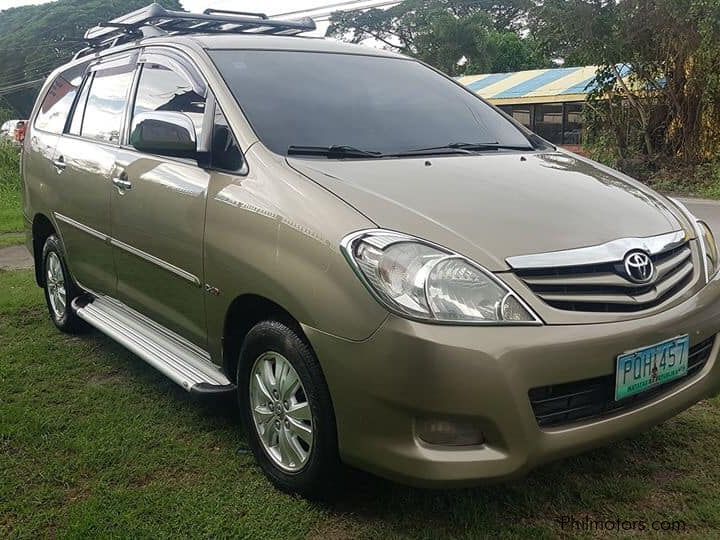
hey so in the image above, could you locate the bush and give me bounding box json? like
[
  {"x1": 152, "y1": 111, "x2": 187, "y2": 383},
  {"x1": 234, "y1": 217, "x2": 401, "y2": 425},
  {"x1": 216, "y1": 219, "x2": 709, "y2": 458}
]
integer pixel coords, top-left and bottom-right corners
[
  {"x1": 639, "y1": 159, "x2": 720, "y2": 198},
  {"x1": 0, "y1": 141, "x2": 21, "y2": 191},
  {"x1": 0, "y1": 141, "x2": 23, "y2": 235}
]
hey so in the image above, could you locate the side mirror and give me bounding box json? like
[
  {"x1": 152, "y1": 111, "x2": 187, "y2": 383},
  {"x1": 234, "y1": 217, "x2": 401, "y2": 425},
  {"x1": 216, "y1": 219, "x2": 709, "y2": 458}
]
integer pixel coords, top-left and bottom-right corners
[{"x1": 129, "y1": 111, "x2": 197, "y2": 159}]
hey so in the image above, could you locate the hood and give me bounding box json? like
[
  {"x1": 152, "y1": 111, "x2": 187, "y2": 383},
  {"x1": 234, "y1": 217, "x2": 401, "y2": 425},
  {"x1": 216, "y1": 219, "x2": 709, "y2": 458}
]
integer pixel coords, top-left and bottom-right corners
[{"x1": 288, "y1": 151, "x2": 686, "y2": 270}]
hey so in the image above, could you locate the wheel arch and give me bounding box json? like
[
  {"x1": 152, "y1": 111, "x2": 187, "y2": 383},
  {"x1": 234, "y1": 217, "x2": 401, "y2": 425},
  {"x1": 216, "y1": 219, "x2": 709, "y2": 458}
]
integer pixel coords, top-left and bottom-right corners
[
  {"x1": 32, "y1": 213, "x2": 56, "y2": 286},
  {"x1": 222, "y1": 294, "x2": 315, "y2": 382}
]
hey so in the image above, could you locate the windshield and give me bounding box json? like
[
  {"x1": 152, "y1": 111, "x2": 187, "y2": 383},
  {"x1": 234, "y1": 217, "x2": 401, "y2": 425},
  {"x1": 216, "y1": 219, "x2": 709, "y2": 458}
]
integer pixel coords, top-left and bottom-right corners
[{"x1": 209, "y1": 49, "x2": 538, "y2": 157}]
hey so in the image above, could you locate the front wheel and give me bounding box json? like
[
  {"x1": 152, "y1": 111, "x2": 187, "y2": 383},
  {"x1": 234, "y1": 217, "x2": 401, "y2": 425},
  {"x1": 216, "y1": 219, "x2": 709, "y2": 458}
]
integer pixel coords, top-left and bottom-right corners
[{"x1": 237, "y1": 320, "x2": 341, "y2": 497}]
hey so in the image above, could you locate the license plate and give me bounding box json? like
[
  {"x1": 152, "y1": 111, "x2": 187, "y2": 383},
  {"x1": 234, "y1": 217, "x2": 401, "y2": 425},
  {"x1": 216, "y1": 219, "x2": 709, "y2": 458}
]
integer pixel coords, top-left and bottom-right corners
[{"x1": 614, "y1": 335, "x2": 689, "y2": 401}]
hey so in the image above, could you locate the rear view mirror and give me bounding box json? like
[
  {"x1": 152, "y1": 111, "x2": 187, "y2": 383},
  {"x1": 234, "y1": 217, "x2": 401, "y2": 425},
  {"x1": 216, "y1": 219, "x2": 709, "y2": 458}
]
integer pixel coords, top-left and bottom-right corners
[{"x1": 129, "y1": 111, "x2": 197, "y2": 159}]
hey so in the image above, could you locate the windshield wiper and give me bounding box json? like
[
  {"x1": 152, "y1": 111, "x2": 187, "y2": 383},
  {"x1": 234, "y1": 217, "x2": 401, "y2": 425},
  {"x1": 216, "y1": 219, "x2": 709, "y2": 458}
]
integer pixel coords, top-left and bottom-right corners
[
  {"x1": 287, "y1": 145, "x2": 383, "y2": 159},
  {"x1": 393, "y1": 142, "x2": 534, "y2": 157}
]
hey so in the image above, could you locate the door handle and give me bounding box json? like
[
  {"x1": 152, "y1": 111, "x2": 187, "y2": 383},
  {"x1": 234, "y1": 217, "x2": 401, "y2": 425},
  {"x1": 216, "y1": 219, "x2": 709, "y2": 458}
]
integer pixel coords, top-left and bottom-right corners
[
  {"x1": 112, "y1": 175, "x2": 132, "y2": 191},
  {"x1": 52, "y1": 155, "x2": 66, "y2": 173}
]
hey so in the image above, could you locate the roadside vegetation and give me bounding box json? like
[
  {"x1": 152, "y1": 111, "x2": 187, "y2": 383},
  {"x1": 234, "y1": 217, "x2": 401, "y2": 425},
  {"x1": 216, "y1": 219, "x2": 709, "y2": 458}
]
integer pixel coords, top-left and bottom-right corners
[
  {"x1": 1, "y1": 269, "x2": 720, "y2": 537},
  {"x1": 0, "y1": 142, "x2": 23, "y2": 246}
]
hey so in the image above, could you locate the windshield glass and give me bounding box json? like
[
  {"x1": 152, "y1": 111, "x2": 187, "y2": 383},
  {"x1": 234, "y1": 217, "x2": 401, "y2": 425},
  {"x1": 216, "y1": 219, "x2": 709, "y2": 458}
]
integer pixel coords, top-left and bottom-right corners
[{"x1": 209, "y1": 50, "x2": 538, "y2": 157}]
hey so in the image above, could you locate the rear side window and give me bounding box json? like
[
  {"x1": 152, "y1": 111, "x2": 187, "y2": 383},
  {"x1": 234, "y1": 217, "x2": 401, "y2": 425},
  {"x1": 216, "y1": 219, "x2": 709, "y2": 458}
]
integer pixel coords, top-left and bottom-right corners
[
  {"x1": 132, "y1": 63, "x2": 206, "y2": 140},
  {"x1": 81, "y1": 65, "x2": 135, "y2": 143},
  {"x1": 34, "y1": 63, "x2": 88, "y2": 134}
]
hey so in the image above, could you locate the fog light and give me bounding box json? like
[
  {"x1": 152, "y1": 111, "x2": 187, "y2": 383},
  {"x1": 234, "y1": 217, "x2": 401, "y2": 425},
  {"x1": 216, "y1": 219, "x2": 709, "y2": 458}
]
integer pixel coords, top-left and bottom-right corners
[{"x1": 416, "y1": 418, "x2": 485, "y2": 446}]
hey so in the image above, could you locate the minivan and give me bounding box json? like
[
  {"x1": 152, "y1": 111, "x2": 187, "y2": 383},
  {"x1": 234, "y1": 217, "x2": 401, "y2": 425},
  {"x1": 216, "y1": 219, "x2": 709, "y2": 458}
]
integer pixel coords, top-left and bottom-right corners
[{"x1": 22, "y1": 4, "x2": 720, "y2": 496}]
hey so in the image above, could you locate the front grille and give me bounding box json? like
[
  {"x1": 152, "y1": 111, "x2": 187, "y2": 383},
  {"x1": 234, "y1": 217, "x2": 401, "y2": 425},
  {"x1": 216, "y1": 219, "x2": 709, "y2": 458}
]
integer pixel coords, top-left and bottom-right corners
[
  {"x1": 529, "y1": 336, "x2": 715, "y2": 428},
  {"x1": 515, "y1": 243, "x2": 694, "y2": 312}
]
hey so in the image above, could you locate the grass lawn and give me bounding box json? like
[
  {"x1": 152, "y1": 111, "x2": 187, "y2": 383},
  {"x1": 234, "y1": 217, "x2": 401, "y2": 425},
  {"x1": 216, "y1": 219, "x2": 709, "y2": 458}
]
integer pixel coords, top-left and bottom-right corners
[{"x1": 2, "y1": 268, "x2": 720, "y2": 538}]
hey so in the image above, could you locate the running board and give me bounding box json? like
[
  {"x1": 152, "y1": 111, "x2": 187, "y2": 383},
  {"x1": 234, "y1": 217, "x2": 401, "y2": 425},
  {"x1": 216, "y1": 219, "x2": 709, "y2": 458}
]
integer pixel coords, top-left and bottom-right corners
[{"x1": 72, "y1": 295, "x2": 235, "y2": 395}]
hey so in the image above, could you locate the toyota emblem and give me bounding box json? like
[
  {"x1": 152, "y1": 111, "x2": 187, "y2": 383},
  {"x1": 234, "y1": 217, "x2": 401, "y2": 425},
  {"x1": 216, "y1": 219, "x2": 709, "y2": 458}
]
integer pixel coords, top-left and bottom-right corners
[{"x1": 623, "y1": 251, "x2": 655, "y2": 284}]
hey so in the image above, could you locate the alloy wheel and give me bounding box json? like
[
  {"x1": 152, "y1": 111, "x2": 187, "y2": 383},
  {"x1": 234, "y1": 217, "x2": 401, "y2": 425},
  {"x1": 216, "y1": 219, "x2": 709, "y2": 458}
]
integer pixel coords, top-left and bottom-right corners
[
  {"x1": 46, "y1": 251, "x2": 67, "y2": 319},
  {"x1": 249, "y1": 351, "x2": 314, "y2": 472}
]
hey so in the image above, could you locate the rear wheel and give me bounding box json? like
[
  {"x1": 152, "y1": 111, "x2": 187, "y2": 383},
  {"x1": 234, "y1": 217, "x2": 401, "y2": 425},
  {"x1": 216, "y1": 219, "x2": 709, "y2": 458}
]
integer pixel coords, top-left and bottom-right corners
[
  {"x1": 237, "y1": 320, "x2": 341, "y2": 497},
  {"x1": 42, "y1": 235, "x2": 86, "y2": 333}
]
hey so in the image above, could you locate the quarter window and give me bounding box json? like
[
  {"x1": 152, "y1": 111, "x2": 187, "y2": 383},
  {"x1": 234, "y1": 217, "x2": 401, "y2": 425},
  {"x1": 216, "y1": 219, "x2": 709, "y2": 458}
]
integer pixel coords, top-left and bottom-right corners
[
  {"x1": 212, "y1": 108, "x2": 244, "y2": 173},
  {"x1": 81, "y1": 65, "x2": 135, "y2": 143},
  {"x1": 132, "y1": 63, "x2": 206, "y2": 140},
  {"x1": 34, "y1": 63, "x2": 88, "y2": 134},
  {"x1": 68, "y1": 74, "x2": 92, "y2": 136}
]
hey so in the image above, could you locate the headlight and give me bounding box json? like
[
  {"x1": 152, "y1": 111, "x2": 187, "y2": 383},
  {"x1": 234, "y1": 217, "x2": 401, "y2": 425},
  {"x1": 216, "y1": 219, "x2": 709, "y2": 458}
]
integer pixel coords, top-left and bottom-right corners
[
  {"x1": 341, "y1": 230, "x2": 540, "y2": 324},
  {"x1": 669, "y1": 198, "x2": 718, "y2": 282},
  {"x1": 698, "y1": 220, "x2": 718, "y2": 277}
]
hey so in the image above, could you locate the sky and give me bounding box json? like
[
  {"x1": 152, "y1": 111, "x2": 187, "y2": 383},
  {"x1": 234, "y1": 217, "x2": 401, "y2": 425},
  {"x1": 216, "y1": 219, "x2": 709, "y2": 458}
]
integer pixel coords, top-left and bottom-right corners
[
  {"x1": 0, "y1": 0, "x2": 376, "y2": 15},
  {"x1": 0, "y1": 0, "x2": 389, "y2": 36}
]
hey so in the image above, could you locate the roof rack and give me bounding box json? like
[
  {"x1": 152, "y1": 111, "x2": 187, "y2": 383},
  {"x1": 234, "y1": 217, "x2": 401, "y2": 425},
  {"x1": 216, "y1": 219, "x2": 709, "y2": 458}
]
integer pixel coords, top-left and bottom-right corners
[{"x1": 74, "y1": 3, "x2": 316, "y2": 59}]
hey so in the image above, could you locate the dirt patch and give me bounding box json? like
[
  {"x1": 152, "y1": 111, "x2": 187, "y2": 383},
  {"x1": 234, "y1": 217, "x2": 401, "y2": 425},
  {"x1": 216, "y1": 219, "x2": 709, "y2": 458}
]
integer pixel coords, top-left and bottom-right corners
[
  {"x1": 65, "y1": 484, "x2": 92, "y2": 505},
  {"x1": 0, "y1": 245, "x2": 33, "y2": 270},
  {"x1": 306, "y1": 517, "x2": 365, "y2": 540},
  {"x1": 0, "y1": 232, "x2": 25, "y2": 248},
  {"x1": 86, "y1": 371, "x2": 125, "y2": 387},
  {"x1": 126, "y1": 467, "x2": 208, "y2": 490}
]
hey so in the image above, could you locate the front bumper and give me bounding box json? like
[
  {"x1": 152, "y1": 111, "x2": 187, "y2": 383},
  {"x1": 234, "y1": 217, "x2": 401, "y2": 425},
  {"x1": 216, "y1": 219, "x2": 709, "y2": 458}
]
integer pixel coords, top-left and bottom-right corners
[{"x1": 305, "y1": 273, "x2": 720, "y2": 488}]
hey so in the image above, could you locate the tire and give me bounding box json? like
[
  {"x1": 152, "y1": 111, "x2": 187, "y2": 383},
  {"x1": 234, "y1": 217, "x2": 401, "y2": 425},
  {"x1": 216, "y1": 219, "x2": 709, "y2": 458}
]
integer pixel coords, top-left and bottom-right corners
[
  {"x1": 41, "y1": 235, "x2": 87, "y2": 333},
  {"x1": 237, "y1": 320, "x2": 341, "y2": 497}
]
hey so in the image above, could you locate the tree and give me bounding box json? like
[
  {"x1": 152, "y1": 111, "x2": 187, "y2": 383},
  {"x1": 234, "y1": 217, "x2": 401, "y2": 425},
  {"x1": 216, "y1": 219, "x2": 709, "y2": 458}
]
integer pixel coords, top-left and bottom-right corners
[
  {"x1": 0, "y1": 0, "x2": 184, "y2": 116},
  {"x1": 530, "y1": 0, "x2": 720, "y2": 163},
  {"x1": 327, "y1": 0, "x2": 548, "y2": 76},
  {"x1": 0, "y1": 108, "x2": 14, "y2": 125}
]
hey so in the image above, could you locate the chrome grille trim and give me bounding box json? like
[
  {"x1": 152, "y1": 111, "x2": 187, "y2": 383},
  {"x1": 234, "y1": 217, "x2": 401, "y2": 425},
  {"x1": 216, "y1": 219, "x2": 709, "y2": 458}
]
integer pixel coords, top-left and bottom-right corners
[
  {"x1": 513, "y1": 239, "x2": 695, "y2": 313},
  {"x1": 506, "y1": 230, "x2": 687, "y2": 270}
]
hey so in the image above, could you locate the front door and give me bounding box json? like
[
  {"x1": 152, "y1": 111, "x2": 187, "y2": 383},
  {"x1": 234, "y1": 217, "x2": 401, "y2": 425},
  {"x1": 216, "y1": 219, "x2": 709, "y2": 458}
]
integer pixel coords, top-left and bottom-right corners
[
  {"x1": 111, "y1": 54, "x2": 209, "y2": 347},
  {"x1": 52, "y1": 54, "x2": 137, "y2": 295}
]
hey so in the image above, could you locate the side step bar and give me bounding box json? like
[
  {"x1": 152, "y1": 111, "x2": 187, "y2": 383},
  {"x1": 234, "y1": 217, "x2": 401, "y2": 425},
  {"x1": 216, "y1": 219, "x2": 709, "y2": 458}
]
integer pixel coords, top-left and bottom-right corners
[{"x1": 72, "y1": 295, "x2": 235, "y2": 395}]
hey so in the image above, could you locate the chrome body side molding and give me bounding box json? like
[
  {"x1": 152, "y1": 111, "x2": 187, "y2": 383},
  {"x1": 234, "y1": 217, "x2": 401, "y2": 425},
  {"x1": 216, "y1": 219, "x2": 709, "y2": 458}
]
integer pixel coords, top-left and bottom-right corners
[
  {"x1": 109, "y1": 237, "x2": 201, "y2": 286},
  {"x1": 54, "y1": 212, "x2": 109, "y2": 242},
  {"x1": 54, "y1": 211, "x2": 200, "y2": 286},
  {"x1": 506, "y1": 230, "x2": 688, "y2": 270}
]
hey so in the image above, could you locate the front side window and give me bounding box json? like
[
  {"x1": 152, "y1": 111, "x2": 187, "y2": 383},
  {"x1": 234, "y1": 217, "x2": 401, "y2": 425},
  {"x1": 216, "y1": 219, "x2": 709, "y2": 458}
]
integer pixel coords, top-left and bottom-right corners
[
  {"x1": 209, "y1": 50, "x2": 536, "y2": 157},
  {"x1": 132, "y1": 63, "x2": 206, "y2": 140},
  {"x1": 82, "y1": 65, "x2": 135, "y2": 143},
  {"x1": 34, "y1": 62, "x2": 88, "y2": 134}
]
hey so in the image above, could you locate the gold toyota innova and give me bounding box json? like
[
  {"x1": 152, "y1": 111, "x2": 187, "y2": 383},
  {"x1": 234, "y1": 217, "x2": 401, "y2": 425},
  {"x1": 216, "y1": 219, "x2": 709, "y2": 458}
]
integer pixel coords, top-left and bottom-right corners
[{"x1": 21, "y1": 4, "x2": 720, "y2": 495}]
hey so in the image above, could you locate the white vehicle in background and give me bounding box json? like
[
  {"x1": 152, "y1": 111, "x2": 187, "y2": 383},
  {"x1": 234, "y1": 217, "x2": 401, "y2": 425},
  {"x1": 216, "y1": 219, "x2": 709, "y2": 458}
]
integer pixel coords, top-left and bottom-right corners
[{"x1": 1, "y1": 119, "x2": 26, "y2": 144}]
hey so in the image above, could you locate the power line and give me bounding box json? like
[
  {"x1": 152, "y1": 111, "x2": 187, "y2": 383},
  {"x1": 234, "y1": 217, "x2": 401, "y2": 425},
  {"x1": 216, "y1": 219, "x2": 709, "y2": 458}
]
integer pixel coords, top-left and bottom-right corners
[
  {"x1": 1, "y1": 56, "x2": 70, "y2": 84},
  {"x1": 0, "y1": 78, "x2": 45, "y2": 97},
  {"x1": 276, "y1": 0, "x2": 400, "y2": 20},
  {"x1": 274, "y1": 0, "x2": 385, "y2": 18},
  {"x1": 0, "y1": 61, "x2": 62, "y2": 88}
]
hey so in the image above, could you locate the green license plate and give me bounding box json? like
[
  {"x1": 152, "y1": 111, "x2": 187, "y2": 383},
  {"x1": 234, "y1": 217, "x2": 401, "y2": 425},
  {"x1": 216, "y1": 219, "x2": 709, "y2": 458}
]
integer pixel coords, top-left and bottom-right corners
[{"x1": 615, "y1": 335, "x2": 689, "y2": 401}]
